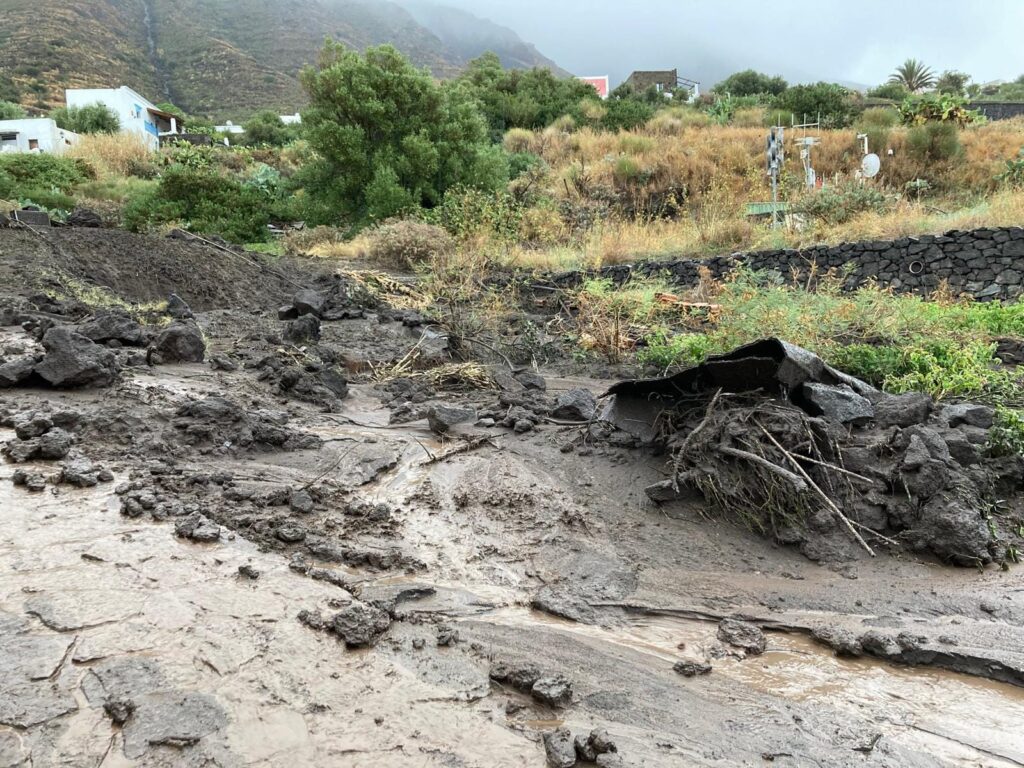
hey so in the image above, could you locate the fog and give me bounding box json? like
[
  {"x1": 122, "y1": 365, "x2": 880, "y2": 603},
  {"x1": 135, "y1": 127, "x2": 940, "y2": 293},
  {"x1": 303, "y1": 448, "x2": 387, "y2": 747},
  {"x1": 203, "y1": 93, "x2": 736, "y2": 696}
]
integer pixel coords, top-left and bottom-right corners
[{"x1": 431, "y1": 0, "x2": 1024, "y2": 89}]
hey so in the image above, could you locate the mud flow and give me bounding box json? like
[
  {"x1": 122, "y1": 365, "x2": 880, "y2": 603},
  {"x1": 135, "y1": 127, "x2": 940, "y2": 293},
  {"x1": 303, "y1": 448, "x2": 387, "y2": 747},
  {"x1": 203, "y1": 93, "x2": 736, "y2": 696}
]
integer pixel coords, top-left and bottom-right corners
[{"x1": 1, "y1": 229, "x2": 1023, "y2": 767}]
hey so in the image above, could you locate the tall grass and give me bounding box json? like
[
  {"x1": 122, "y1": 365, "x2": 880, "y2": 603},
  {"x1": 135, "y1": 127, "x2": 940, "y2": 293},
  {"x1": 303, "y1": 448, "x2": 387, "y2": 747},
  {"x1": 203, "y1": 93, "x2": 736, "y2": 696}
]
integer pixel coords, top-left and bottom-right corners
[{"x1": 67, "y1": 133, "x2": 152, "y2": 177}]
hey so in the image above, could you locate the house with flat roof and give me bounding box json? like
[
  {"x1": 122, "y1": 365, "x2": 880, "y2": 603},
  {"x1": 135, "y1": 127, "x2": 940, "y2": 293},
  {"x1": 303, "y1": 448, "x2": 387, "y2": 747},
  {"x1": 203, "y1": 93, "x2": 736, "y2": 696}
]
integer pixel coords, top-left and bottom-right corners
[
  {"x1": 0, "y1": 118, "x2": 79, "y2": 154},
  {"x1": 65, "y1": 86, "x2": 181, "y2": 151}
]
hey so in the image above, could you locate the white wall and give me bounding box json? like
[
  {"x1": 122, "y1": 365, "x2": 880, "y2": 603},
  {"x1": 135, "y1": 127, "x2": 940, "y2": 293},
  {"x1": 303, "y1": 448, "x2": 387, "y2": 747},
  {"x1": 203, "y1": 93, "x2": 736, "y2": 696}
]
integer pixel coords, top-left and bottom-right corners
[
  {"x1": 66, "y1": 87, "x2": 167, "y2": 151},
  {"x1": 0, "y1": 119, "x2": 79, "y2": 154}
]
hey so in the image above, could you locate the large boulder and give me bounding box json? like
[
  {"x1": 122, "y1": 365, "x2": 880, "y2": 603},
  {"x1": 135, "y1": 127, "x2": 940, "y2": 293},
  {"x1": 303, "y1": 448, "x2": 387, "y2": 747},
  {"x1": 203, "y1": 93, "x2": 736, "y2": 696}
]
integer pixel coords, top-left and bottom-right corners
[
  {"x1": 0, "y1": 356, "x2": 37, "y2": 387},
  {"x1": 284, "y1": 314, "x2": 321, "y2": 344},
  {"x1": 154, "y1": 321, "x2": 205, "y2": 363},
  {"x1": 66, "y1": 208, "x2": 103, "y2": 228},
  {"x1": 551, "y1": 388, "x2": 597, "y2": 421},
  {"x1": 329, "y1": 602, "x2": 391, "y2": 647},
  {"x1": 34, "y1": 327, "x2": 118, "y2": 388},
  {"x1": 165, "y1": 293, "x2": 194, "y2": 320},
  {"x1": 75, "y1": 311, "x2": 146, "y2": 347},
  {"x1": 427, "y1": 404, "x2": 475, "y2": 434},
  {"x1": 292, "y1": 290, "x2": 327, "y2": 319}
]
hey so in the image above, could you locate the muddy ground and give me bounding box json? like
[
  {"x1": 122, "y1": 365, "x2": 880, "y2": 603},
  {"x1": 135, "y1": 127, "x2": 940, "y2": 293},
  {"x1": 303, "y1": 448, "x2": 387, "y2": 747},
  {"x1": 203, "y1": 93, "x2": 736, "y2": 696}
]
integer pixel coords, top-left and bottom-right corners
[{"x1": 1, "y1": 227, "x2": 1024, "y2": 767}]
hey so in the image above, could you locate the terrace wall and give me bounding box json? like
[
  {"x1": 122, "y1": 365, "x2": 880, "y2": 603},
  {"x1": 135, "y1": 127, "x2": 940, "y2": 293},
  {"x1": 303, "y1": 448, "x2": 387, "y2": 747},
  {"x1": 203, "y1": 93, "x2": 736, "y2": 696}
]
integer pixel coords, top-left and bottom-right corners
[{"x1": 550, "y1": 227, "x2": 1024, "y2": 301}]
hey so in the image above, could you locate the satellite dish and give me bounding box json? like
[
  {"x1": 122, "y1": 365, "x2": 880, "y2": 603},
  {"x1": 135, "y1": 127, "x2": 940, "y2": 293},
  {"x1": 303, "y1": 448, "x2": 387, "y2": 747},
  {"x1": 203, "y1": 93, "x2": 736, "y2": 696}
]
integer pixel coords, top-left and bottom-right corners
[{"x1": 861, "y1": 153, "x2": 881, "y2": 179}]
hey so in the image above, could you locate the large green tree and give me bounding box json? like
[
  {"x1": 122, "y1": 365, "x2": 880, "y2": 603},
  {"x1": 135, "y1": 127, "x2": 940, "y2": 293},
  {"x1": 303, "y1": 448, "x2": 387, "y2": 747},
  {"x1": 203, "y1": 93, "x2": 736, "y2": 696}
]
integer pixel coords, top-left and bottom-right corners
[
  {"x1": 889, "y1": 59, "x2": 936, "y2": 93},
  {"x1": 713, "y1": 70, "x2": 788, "y2": 98},
  {"x1": 300, "y1": 42, "x2": 506, "y2": 223}
]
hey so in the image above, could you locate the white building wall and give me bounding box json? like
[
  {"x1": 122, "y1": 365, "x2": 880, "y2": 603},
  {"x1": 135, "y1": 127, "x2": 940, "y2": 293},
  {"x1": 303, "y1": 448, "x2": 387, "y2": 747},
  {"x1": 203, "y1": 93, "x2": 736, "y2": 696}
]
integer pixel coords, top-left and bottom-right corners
[
  {"x1": 0, "y1": 119, "x2": 79, "y2": 154},
  {"x1": 66, "y1": 87, "x2": 163, "y2": 151}
]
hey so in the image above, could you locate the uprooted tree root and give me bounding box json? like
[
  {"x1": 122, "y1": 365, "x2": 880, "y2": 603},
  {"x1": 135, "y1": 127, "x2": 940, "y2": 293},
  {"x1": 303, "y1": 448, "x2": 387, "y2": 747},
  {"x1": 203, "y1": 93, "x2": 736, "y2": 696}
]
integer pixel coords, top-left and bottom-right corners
[{"x1": 668, "y1": 392, "x2": 881, "y2": 555}]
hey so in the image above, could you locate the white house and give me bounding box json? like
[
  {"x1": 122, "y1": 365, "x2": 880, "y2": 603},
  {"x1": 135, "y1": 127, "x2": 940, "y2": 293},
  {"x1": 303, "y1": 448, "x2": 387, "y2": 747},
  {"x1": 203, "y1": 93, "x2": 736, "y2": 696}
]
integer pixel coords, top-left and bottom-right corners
[
  {"x1": 65, "y1": 86, "x2": 180, "y2": 151},
  {"x1": 0, "y1": 118, "x2": 79, "y2": 154}
]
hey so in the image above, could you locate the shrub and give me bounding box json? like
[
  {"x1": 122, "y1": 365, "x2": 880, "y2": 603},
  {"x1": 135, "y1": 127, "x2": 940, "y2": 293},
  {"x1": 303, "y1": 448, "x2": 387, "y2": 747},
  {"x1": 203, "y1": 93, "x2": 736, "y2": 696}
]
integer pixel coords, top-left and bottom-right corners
[
  {"x1": 612, "y1": 156, "x2": 645, "y2": 186},
  {"x1": 427, "y1": 185, "x2": 523, "y2": 243},
  {"x1": 17, "y1": 188, "x2": 76, "y2": 213},
  {"x1": 713, "y1": 70, "x2": 788, "y2": 98},
  {"x1": 0, "y1": 153, "x2": 92, "y2": 193},
  {"x1": 0, "y1": 100, "x2": 26, "y2": 119},
  {"x1": 774, "y1": 82, "x2": 855, "y2": 128},
  {"x1": 867, "y1": 82, "x2": 910, "y2": 102},
  {"x1": 503, "y1": 128, "x2": 535, "y2": 154},
  {"x1": 124, "y1": 166, "x2": 272, "y2": 242},
  {"x1": 859, "y1": 107, "x2": 900, "y2": 129},
  {"x1": 906, "y1": 122, "x2": 963, "y2": 163},
  {"x1": 366, "y1": 218, "x2": 455, "y2": 270},
  {"x1": 241, "y1": 110, "x2": 295, "y2": 146},
  {"x1": 600, "y1": 99, "x2": 654, "y2": 131},
  {"x1": 793, "y1": 182, "x2": 891, "y2": 224},
  {"x1": 50, "y1": 104, "x2": 120, "y2": 134},
  {"x1": 899, "y1": 93, "x2": 981, "y2": 127},
  {"x1": 997, "y1": 148, "x2": 1024, "y2": 189},
  {"x1": 987, "y1": 408, "x2": 1024, "y2": 458}
]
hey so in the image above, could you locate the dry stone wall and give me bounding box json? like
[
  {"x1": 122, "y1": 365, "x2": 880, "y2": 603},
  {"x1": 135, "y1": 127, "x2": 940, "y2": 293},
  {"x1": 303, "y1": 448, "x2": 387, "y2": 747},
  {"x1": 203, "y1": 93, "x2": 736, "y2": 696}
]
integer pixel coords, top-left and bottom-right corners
[{"x1": 552, "y1": 227, "x2": 1024, "y2": 301}]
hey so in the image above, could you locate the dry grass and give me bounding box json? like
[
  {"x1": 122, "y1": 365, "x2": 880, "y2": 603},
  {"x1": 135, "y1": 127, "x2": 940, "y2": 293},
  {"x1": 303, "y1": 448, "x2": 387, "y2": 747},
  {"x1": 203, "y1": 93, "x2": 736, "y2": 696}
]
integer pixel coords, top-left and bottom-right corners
[{"x1": 67, "y1": 133, "x2": 152, "y2": 177}]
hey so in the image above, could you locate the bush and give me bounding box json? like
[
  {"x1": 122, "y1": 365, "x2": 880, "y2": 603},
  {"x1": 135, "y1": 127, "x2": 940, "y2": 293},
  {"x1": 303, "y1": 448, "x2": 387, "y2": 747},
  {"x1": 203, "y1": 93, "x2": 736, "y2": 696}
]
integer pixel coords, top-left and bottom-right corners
[
  {"x1": 793, "y1": 182, "x2": 891, "y2": 224},
  {"x1": 898, "y1": 94, "x2": 981, "y2": 127},
  {"x1": 426, "y1": 185, "x2": 523, "y2": 243},
  {"x1": 600, "y1": 98, "x2": 654, "y2": 132},
  {"x1": 906, "y1": 122, "x2": 963, "y2": 163},
  {"x1": 987, "y1": 408, "x2": 1024, "y2": 458},
  {"x1": 714, "y1": 70, "x2": 788, "y2": 98},
  {"x1": 366, "y1": 218, "x2": 455, "y2": 270},
  {"x1": 50, "y1": 104, "x2": 120, "y2": 134},
  {"x1": 503, "y1": 128, "x2": 535, "y2": 154},
  {"x1": 867, "y1": 82, "x2": 910, "y2": 102},
  {"x1": 241, "y1": 110, "x2": 295, "y2": 146},
  {"x1": 997, "y1": 148, "x2": 1024, "y2": 189},
  {"x1": 17, "y1": 188, "x2": 76, "y2": 213},
  {"x1": 124, "y1": 166, "x2": 273, "y2": 242},
  {"x1": 0, "y1": 100, "x2": 26, "y2": 119},
  {"x1": 67, "y1": 133, "x2": 152, "y2": 177},
  {"x1": 0, "y1": 153, "x2": 92, "y2": 193},
  {"x1": 859, "y1": 107, "x2": 900, "y2": 129},
  {"x1": 774, "y1": 82, "x2": 855, "y2": 128}
]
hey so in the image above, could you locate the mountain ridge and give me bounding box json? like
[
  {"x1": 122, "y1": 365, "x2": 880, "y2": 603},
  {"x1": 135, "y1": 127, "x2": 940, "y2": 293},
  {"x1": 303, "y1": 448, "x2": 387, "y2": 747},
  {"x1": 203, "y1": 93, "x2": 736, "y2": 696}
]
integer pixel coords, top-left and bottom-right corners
[{"x1": 0, "y1": 0, "x2": 566, "y2": 121}]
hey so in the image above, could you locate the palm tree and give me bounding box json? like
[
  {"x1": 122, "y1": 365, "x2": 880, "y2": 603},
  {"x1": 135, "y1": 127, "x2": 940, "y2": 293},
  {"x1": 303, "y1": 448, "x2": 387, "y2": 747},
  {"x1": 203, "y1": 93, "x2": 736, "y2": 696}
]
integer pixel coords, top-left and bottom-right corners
[{"x1": 889, "y1": 59, "x2": 937, "y2": 93}]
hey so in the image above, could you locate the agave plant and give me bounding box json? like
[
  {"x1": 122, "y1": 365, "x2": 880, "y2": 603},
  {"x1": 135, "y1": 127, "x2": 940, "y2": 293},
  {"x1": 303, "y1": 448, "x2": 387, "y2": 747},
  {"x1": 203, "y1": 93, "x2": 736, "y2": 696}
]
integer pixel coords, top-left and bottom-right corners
[{"x1": 889, "y1": 59, "x2": 937, "y2": 93}]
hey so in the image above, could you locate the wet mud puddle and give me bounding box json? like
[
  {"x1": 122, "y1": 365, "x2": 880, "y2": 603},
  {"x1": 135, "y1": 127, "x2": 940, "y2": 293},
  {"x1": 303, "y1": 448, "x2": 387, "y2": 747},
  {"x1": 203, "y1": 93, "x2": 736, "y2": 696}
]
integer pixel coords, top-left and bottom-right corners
[{"x1": 483, "y1": 608, "x2": 1024, "y2": 766}]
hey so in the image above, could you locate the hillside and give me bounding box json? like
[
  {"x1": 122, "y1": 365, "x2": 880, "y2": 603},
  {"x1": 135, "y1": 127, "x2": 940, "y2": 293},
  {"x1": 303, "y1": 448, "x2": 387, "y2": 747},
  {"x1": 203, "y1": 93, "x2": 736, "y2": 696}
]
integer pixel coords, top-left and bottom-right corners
[{"x1": 0, "y1": 0, "x2": 565, "y2": 121}]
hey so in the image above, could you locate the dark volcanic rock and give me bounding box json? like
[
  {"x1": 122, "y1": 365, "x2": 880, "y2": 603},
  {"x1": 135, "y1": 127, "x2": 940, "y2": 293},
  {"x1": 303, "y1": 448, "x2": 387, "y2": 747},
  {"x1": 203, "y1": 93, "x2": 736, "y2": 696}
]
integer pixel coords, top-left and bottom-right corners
[
  {"x1": 34, "y1": 327, "x2": 117, "y2": 387},
  {"x1": 0, "y1": 355, "x2": 37, "y2": 387},
  {"x1": 284, "y1": 314, "x2": 321, "y2": 344},
  {"x1": 551, "y1": 388, "x2": 597, "y2": 421},
  {"x1": 673, "y1": 660, "x2": 713, "y2": 677},
  {"x1": 329, "y1": 602, "x2": 392, "y2": 647},
  {"x1": 154, "y1": 321, "x2": 205, "y2": 363},
  {"x1": 165, "y1": 293, "x2": 194, "y2": 320},
  {"x1": 717, "y1": 618, "x2": 767, "y2": 655},
  {"x1": 543, "y1": 728, "x2": 577, "y2": 768},
  {"x1": 871, "y1": 392, "x2": 933, "y2": 428},
  {"x1": 75, "y1": 311, "x2": 146, "y2": 347},
  {"x1": 532, "y1": 675, "x2": 573, "y2": 707},
  {"x1": 174, "y1": 513, "x2": 221, "y2": 542},
  {"x1": 292, "y1": 289, "x2": 327, "y2": 318},
  {"x1": 66, "y1": 208, "x2": 103, "y2": 228},
  {"x1": 427, "y1": 404, "x2": 475, "y2": 434}
]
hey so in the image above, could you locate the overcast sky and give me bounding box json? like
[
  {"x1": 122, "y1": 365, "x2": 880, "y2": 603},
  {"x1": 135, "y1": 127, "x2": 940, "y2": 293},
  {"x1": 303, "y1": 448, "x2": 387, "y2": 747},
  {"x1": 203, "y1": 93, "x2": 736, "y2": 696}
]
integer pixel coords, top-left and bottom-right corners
[{"x1": 436, "y1": 0, "x2": 1024, "y2": 89}]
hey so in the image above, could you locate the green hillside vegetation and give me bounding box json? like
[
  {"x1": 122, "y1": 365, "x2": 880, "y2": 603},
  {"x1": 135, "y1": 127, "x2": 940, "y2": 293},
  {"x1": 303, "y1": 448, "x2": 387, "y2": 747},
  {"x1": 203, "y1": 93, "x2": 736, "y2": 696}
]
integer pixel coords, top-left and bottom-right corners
[{"x1": 0, "y1": 0, "x2": 564, "y2": 121}]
